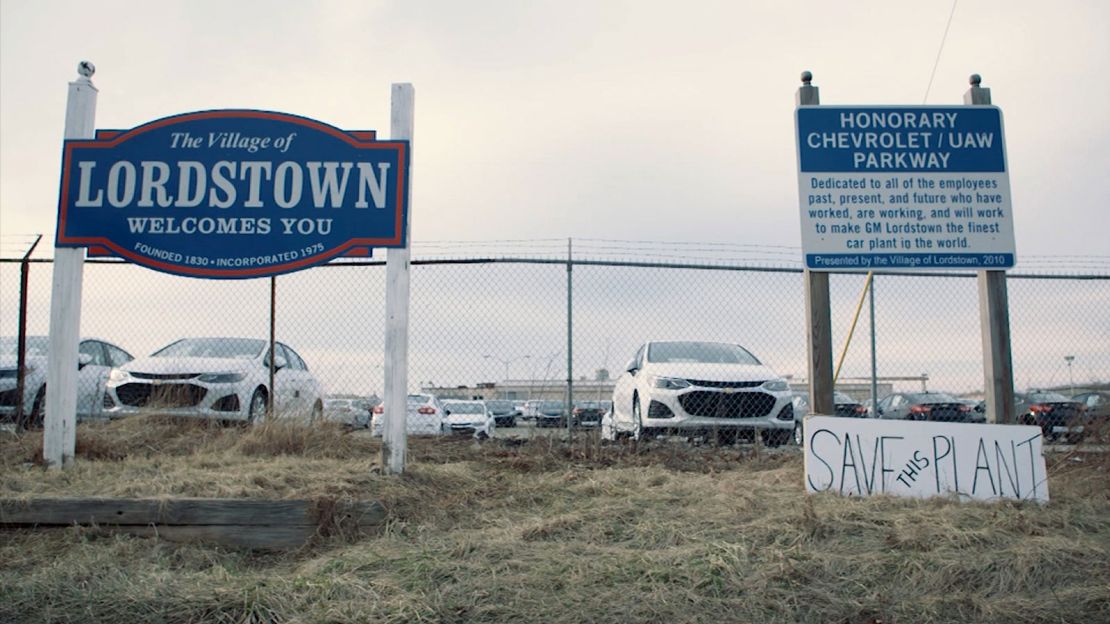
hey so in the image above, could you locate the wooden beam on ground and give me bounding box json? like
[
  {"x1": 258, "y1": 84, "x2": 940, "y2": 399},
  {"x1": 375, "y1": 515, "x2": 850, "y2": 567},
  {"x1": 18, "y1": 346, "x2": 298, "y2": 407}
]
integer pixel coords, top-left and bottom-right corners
[{"x1": 0, "y1": 497, "x2": 385, "y2": 550}]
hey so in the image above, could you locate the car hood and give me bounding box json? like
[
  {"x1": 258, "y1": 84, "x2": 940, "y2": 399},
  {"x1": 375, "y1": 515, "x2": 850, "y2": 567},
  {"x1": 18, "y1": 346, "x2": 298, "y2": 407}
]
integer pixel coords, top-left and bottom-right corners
[
  {"x1": 643, "y1": 362, "x2": 779, "y2": 383},
  {"x1": 446, "y1": 412, "x2": 487, "y2": 425},
  {"x1": 0, "y1": 354, "x2": 47, "y2": 371},
  {"x1": 121, "y1": 356, "x2": 255, "y2": 375}
]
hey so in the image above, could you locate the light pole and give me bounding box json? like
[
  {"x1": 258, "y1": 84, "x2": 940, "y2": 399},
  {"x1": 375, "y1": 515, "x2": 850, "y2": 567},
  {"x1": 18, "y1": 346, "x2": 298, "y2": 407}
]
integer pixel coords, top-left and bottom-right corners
[
  {"x1": 483, "y1": 354, "x2": 530, "y2": 396},
  {"x1": 1064, "y1": 355, "x2": 1075, "y2": 396}
]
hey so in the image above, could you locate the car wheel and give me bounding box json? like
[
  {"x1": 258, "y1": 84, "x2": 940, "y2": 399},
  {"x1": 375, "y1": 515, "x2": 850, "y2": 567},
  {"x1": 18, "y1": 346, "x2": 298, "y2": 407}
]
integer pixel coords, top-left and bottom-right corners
[
  {"x1": 248, "y1": 388, "x2": 268, "y2": 424},
  {"x1": 793, "y1": 421, "x2": 804, "y2": 447},
  {"x1": 27, "y1": 386, "x2": 46, "y2": 429}
]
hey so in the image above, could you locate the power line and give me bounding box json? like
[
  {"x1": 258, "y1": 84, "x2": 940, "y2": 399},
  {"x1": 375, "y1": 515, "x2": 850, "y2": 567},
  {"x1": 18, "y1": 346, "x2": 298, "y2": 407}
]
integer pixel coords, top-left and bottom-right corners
[{"x1": 923, "y1": 0, "x2": 960, "y2": 104}]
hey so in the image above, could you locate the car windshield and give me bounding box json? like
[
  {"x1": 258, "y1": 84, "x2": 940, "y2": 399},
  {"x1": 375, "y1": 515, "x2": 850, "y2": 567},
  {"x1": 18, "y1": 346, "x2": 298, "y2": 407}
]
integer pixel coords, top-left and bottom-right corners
[
  {"x1": 646, "y1": 342, "x2": 760, "y2": 365},
  {"x1": 539, "y1": 401, "x2": 564, "y2": 410},
  {"x1": 446, "y1": 403, "x2": 484, "y2": 414},
  {"x1": 577, "y1": 401, "x2": 608, "y2": 409},
  {"x1": 153, "y1": 338, "x2": 265, "y2": 360},
  {"x1": 326, "y1": 399, "x2": 351, "y2": 407},
  {"x1": 834, "y1": 392, "x2": 856, "y2": 403},
  {"x1": 0, "y1": 336, "x2": 49, "y2": 356},
  {"x1": 407, "y1": 394, "x2": 432, "y2": 405},
  {"x1": 909, "y1": 392, "x2": 958, "y2": 403},
  {"x1": 1029, "y1": 392, "x2": 1072, "y2": 402},
  {"x1": 486, "y1": 401, "x2": 512, "y2": 410}
]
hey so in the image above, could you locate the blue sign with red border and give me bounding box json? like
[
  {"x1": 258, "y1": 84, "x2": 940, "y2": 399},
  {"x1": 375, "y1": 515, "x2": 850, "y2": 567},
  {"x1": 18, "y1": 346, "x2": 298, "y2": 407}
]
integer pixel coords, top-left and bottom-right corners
[{"x1": 56, "y1": 110, "x2": 409, "y2": 278}]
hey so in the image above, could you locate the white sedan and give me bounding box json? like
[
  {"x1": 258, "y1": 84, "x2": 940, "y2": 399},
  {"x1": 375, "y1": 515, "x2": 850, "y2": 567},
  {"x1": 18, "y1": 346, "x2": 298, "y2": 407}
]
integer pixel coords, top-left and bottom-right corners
[
  {"x1": 103, "y1": 337, "x2": 323, "y2": 423},
  {"x1": 371, "y1": 393, "x2": 447, "y2": 436},
  {"x1": 323, "y1": 398, "x2": 374, "y2": 428},
  {"x1": 442, "y1": 400, "x2": 495, "y2": 439},
  {"x1": 0, "y1": 335, "x2": 133, "y2": 427},
  {"x1": 604, "y1": 341, "x2": 795, "y2": 446}
]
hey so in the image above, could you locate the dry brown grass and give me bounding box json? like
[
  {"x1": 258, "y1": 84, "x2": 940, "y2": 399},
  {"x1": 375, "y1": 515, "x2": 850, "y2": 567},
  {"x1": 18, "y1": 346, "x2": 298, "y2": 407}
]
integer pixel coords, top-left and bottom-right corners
[{"x1": 1, "y1": 416, "x2": 1108, "y2": 624}]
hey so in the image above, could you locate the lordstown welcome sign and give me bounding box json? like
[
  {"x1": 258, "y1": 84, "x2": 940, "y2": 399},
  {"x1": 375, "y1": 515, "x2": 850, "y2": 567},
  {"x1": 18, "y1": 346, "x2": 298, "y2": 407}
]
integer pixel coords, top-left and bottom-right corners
[{"x1": 56, "y1": 110, "x2": 410, "y2": 278}]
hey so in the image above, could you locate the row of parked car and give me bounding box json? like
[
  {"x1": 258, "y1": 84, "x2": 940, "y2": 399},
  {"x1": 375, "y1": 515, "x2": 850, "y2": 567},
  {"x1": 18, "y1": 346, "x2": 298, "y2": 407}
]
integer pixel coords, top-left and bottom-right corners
[
  {"x1": 599, "y1": 341, "x2": 1106, "y2": 447},
  {"x1": 337, "y1": 395, "x2": 614, "y2": 439},
  {"x1": 0, "y1": 335, "x2": 324, "y2": 428},
  {"x1": 3, "y1": 337, "x2": 1106, "y2": 446}
]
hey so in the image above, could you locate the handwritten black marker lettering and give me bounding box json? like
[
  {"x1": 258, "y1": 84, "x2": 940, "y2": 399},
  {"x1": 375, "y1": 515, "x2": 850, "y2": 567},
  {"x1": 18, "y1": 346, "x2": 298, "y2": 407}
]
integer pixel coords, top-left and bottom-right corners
[
  {"x1": 932, "y1": 435, "x2": 952, "y2": 493},
  {"x1": 807, "y1": 429, "x2": 839, "y2": 492},
  {"x1": 972, "y1": 438, "x2": 997, "y2": 496},
  {"x1": 1015, "y1": 433, "x2": 1041, "y2": 499},
  {"x1": 879, "y1": 436, "x2": 902, "y2": 492},
  {"x1": 840, "y1": 433, "x2": 862, "y2": 495},
  {"x1": 994, "y1": 440, "x2": 1020, "y2": 498}
]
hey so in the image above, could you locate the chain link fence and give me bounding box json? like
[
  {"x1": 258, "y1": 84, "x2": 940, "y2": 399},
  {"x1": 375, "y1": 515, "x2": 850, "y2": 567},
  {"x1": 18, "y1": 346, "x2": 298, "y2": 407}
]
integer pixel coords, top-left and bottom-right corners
[{"x1": 1, "y1": 236, "x2": 1107, "y2": 440}]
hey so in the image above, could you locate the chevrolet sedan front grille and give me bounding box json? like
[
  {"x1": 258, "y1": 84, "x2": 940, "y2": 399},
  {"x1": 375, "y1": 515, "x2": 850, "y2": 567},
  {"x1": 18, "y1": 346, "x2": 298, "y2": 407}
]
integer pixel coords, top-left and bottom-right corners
[
  {"x1": 678, "y1": 391, "x2": 776, "y2": 418},
  {"x1": 116, "y1": 383, "x2": 207, "y2": 408},
  {"x1": 130, "y1": 372, "x2": 200, "y2": 381}
]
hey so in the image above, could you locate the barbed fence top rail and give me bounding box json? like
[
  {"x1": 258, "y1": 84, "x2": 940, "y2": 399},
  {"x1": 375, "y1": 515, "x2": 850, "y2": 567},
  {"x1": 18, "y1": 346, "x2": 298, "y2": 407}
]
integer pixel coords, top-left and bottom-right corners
[{"x1": 1, "y1": 235, "x2": 1108, "y2": 279}]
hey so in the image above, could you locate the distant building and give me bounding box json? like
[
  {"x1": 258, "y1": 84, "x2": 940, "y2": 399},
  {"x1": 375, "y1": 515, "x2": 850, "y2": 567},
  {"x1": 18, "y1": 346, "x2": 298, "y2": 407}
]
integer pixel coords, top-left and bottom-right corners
[{"x1": 421, "y1": 379, "x2": 615, "y2": 402}]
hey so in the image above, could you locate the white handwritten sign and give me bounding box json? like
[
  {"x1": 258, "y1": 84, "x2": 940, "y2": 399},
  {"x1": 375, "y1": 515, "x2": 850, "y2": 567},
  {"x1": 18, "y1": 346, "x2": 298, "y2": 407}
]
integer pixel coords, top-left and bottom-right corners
[{"x1": 803, "y1": 416, "x2": 1048, "y2": 502}]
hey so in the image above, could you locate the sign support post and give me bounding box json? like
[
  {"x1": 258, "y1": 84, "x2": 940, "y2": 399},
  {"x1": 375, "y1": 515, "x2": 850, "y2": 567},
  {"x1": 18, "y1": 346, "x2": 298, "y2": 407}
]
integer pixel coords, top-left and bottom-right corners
[
  {"x1": 797, "y1": 72, "x2": 835, "y2": 417},
  {"x1": 44, "y1": 62, "x2": 97, "y2": 469},
  {"x1": 965, "y1": 74, "x2": 1015, "y2": 425},
  {"x1": 382, "y1": 84, "x2": 415, "y2": 475}
]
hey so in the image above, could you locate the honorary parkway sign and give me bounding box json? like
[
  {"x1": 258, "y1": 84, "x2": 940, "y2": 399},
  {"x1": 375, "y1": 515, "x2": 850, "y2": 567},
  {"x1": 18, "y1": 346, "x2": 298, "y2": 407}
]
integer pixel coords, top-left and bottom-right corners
[
  {"x1": 56, "y1": 110, "x2": 410, "y2": 278},
  {"x1": 796, "y1": 106, "x2": 1015, "y2": 271}
]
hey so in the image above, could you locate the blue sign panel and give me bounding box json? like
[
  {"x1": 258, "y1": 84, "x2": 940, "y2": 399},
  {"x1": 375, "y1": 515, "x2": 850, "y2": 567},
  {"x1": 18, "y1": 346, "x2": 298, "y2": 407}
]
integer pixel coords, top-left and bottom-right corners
[
  {"x1": 797, "y1": 107, "x2": 1006, "y2": 173},
  {"x1": 795, "y1": 105, "x2": 1015, "y2": 271},
  {"x1": 56, "y1": 110, "x2": 409, "y2": 278}
]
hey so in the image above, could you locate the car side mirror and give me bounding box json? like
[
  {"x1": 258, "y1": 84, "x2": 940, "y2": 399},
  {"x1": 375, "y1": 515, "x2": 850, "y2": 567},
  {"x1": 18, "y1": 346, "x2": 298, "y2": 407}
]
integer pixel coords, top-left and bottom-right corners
[
  {"x1": 625, "y1": 359, "x2": 638, "y2": 374},
  {"x1": 78, "y1": 353, "x2": 93, "y2": 369},
  {"x1": 273, "y1": 355, "x2": 288, "y2": 370},
  {"x1": 444, "y1": 409, "x2": 451, "y2": 416}
]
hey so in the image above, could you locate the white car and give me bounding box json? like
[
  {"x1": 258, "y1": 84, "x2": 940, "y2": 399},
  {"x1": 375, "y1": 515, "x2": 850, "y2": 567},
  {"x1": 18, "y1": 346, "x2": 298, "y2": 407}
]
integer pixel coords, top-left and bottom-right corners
[
  {"x1": 371, "y1": 393, "x2": 447, "y2": 436},
  {"x1": 442, "y1": 399, "x2": 496, "y2": 439},
  {"x1": 0, "y1": 335, "x2": 133, "y2": 427},
  {"x1": 103, "y1": 337, "x2": 323, "y2": 423},
  {"x1": 520, "y1": 400, "x2": 542, "y2": 420},
  {"x1": 604, "y1": 341, "x2": 795, "y2": 446},
  {"x1": 323, "y1": 398, "x2": 374, "y2": 428}
]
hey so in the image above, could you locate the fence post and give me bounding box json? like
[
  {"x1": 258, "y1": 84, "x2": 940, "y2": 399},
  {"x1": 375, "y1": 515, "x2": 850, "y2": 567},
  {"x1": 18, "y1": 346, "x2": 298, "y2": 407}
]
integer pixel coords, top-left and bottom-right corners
[
  {"x1": 566, "y1": 237, "x2": 574, "y2": 440},
  {"x1": 382, "y1": 84, "x2": 415, "y2": 475},
  {"x1": 44, "y1": 62, "x2": 97, "y2": 469},
  {"x1": 268, "y1": 276, "x2": 276, "y2": 419},
  {"x1": 965, "y1": 74, "x2": 1015, "y2": 425},
  {"x1": 15, "y1": 235, "x2": 43, "y2": 425},
  {"x1": 797, "y1": 72, "x2": 835, "y2": 416}
]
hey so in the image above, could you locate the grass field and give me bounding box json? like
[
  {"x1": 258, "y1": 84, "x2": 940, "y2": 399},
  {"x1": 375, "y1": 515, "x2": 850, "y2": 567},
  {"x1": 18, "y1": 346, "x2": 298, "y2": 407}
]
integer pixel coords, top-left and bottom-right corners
[{"x1": 1, "y1": 417, "x2": 1108, "y2": 624}]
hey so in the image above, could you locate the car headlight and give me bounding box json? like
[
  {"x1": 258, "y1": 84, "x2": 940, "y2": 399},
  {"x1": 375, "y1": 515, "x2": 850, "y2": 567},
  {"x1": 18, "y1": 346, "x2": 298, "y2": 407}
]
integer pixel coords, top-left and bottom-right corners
[
  {"x1": 108, "y1": 368, "x2": 130, "y2": 383},
  {"x1": 650, "y1": 375, "x2": 691, "y2": 390},
  {"x1": 762, "y1": 379, "x2": 789, "y2": 392},
  {"x1": 197, "y1": 373, "x2": 246, "y2": 383}
]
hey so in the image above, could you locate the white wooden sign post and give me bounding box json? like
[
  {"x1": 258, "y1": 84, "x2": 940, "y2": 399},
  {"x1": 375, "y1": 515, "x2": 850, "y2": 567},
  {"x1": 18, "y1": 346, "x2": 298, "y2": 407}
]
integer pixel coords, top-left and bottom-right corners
[
  {"x1": 382, "y1": 84, "x2": 415, "y2": 474},
  {"x1": 44, "y1": 62, "x2": 98, "y2": 469}
]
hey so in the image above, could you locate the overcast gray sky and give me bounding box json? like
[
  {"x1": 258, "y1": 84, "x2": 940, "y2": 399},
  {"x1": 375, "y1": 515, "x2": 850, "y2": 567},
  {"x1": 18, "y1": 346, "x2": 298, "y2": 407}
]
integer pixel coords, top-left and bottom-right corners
[{"x1": 2, "y1": 0, "x2": 1109, "y2": 254}]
